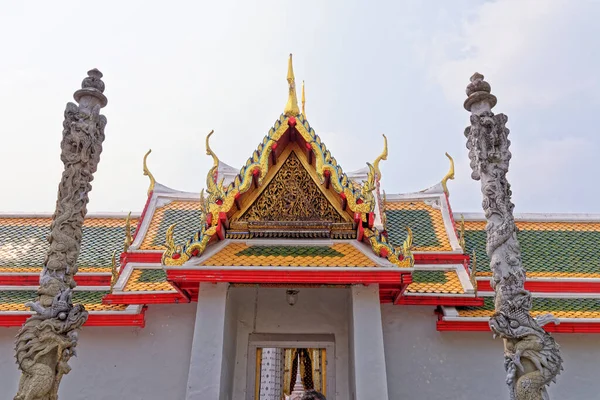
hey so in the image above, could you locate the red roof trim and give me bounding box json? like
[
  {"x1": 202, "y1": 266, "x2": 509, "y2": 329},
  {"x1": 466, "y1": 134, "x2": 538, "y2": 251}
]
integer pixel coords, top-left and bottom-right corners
[
  {"x1": 103, "y1": 293, "x2": 188, "y2": 305},
  {"x1": 0, "y1": 308, "x2": 147, "y2": 328},
  {"x1": 414, "y1": 253, "x2": 468, "y2": 264},
  {"x1": 0, "y1": 274, "x2": 111, "y2": 286},
  {"x1": 477, "y1": 279, "x2": 600, "y2": 293},
  {"x1": 167, "y1": 269, "x2": 411, "y2": 285},
  {"x1": 121, "y1": 252, "x2": 163, "y2": 264},
  {"x1": 132, "y1": 192, "x2": 153, "y2": 243},
  {"x1": 437, "y1": 319, "x2": 600, "y2": 333},
  {"x1": 397, "y1": 296, "x2": 484, "y2": 307}
]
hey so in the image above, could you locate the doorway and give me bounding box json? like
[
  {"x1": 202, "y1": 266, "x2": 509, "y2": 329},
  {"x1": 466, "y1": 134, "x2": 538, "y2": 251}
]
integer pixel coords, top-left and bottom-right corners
[{"x1": 246, "y1": 334, "x2": 335, "y2": 400}]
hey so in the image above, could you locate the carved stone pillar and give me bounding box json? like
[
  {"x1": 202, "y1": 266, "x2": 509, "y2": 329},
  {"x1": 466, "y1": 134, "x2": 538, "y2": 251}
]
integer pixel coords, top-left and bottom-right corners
[
  {"x1": 14, "y1": 69, "x2": 108, "y2": 400},
  {"x1": 463, "y1": 73, "x2": 563, "y2": 400}
]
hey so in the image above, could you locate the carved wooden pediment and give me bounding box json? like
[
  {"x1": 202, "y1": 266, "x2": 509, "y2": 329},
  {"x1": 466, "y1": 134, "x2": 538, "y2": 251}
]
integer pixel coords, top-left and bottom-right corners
[{"x1": 229, "y1": 150, "x2": 355, "y2": 239}]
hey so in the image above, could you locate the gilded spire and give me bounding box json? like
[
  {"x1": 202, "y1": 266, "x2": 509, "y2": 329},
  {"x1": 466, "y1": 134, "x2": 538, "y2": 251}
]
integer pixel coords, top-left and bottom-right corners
[
  {"x1": 441, "y1": 152, "x2": 455, "y2": 196},
  {"x1": 284, "y1": 54, "x2": 300, "y2": 116},
  {"x1": 143, "y1": 149, "x2": 156, "y2": 196},
  {"x1": 301, "y1": 80, "x2": 306, "y2": 118}
]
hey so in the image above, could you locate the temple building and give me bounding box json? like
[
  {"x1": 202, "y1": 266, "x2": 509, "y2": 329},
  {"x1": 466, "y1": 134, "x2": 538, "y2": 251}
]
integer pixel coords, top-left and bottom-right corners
[{"x1": 1, "y1": 56, "x2": 599, "y2": 399}]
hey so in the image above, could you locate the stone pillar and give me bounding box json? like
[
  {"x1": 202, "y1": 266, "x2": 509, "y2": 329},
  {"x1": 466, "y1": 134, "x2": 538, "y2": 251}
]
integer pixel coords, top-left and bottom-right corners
[
  {"x1": 186, "y1": 282, "x2": 232, "y2": 400},
  {"x1": 464, "y1": 73, "x2": 563, "y2": 399},
  {"x1": 349, "y1": 284, "x2": 389, "y2": 400}
]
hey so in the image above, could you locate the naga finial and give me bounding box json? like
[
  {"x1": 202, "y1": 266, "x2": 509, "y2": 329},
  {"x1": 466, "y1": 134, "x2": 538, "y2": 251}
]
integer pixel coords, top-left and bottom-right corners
[
  {"x1": 284, "y1": 54, "x2": 300, "y2": 117},
  {"x1": 205, "y1": 129, "x2": 219, "y2": 192},
  {"x1": 458, "y1": 214, "x2": 466, "y2": 251},
  {"x1": 110, "y1": 250, "x2": 119, "y2": 291},
  {"x1": 470, "y1": 249, "x2": 478, "y2": 297},
  {"x1": 398, "y1": 227, "x2": 414, "y2": 267},
  {"x1": 373, "y1": 134, "x2": 388, "y2": 182},
  {"x1": 143, "y1": 150, "x2": 156, "y2": 196},
  {"x1": 301, "y1": 80, "x2": 306, "y2": 119},
  {"x1": 123, "y1": 212, "x2": 133, "y2": 253},
  {"x1": 441, "y1": 153, "x2": 455, "y2": 196}
]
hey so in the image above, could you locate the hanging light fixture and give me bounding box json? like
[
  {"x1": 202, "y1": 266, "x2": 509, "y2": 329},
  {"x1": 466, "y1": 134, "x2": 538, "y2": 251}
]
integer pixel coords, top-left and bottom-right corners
[{"x1": 286, "y1": 289, "x2": 299, "y2": 306}]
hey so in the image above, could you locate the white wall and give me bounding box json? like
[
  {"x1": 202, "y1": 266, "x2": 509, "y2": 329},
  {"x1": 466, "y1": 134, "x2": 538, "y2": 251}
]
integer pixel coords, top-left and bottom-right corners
[
  {"x1": 220, "y1": 286, "x2": 238, "y2": 400},
  {"x1": 0, "y1": 304, "x2": 196, "y2": 400},
  {"x1": 382, "y1": 304, "x2": 600, "y2": 400},
  {"x1": 229, "y1": 287, "x2": 351, "y2": 400}
]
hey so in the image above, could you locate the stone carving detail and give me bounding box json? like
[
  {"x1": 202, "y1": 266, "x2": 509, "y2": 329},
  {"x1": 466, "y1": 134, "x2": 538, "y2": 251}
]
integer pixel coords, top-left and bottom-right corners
[
  {"x1": 14, "y1": 69, "x2": 107, "y2": 400},
  {"x1": 464, "y1": 73, "x2": 562, "y2": 400}
]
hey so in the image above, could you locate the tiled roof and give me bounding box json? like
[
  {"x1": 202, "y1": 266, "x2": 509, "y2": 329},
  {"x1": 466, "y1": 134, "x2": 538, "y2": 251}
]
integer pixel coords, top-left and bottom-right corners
[
  {"x1": 0, "y1": 216, "x2": 138, "y2": 273},
  {"x1": 140, "y1": 200, "x2": 201, "y2": 250},
  {"x1": 200, "y1": 242, "x2": 378, "y2": 267},
  {"x1": 0, "y1": 289, "x2": 127, "y2": 311},
  {"x1": 123, "y1": 269, "x2": 174, "y2": 292},
  {"x1": 463, "y1": 220, "x2": 600, "y2": 278},
  {"x1": 457, "y1": 296, "x2": 600, "y2": 319},
  {"x1": 385, "y1": 201, "x2": 452, "y2": 252},
  {"x1": 406, "y1": 269, "x2": 465, "y2": 294}
]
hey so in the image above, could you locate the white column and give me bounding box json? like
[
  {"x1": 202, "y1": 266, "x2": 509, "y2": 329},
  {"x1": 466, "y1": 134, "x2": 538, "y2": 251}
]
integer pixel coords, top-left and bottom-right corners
[
  {"x1": 349, "y1": 284, "x2": 389, "y2": 400},
  {"x1": 186, "y1": 282, "x2": 230, "y2": 400}
]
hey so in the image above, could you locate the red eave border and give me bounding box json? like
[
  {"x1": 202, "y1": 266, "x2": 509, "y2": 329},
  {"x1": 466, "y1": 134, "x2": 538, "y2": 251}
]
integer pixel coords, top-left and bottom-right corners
[
  {"x1": 397, "y1": 295, "x2": 484, "y2": 307},
  {"x1": 436, "y1": 320, "x2": 600, "y2": 333},
  {"x1": 103, "y1": 293, "x2": 188, "y2": 305},
  {"x1": 477, "y1": 279, "x2": 600, "y2": 294},
  {"x1": 414, "y1": 253, "x2": 468, "y2": 264},
  {"x1": 167, "y1": 269, "x2": 412, "y2": 285},
  {"x1": 0, "y1": 308, "x2": 147, "y2": 328},
  {"x1": 0, "y1": 274, "x2": 111, "y2": 286}
]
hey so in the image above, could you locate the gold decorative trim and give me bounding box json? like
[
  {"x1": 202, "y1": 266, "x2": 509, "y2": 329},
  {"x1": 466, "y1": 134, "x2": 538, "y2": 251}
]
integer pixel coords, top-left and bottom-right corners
[
  {"x1": 123, "y1": 212, "x2": 133, "y2": 252},
  {"x1": 458, "y1": 214, "x2": 466, "y2": 251},
  {"x1": 441, "y1": 152, "x2": 455, "y2": 196},
  {"x1": 373, "y1": 134, "x2": 388, "y2": 182},
  {"x1": 364, "y1": 226, "x2": 414, "y2": 268},
  {"x1": 143, "y1": 149, "x2": 156, "y2": 196},
  {"x1": 110, "y1": 250, "x2": 118, "y2": 291}
]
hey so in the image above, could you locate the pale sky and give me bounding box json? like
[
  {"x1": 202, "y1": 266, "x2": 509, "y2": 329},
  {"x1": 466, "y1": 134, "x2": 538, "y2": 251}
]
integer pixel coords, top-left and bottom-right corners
[{"x1": 1, "y1": 0, "x2": 598, "y2": 214}]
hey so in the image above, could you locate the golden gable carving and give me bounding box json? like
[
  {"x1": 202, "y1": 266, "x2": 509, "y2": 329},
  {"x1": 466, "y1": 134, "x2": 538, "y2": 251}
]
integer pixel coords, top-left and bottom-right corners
[{"x1": 240, "y1": 152, "x2": 344, "y2": 223}]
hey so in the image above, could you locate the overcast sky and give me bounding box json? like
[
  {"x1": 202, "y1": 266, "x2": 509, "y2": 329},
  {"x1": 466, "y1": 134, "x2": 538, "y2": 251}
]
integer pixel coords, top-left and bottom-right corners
[{"x1": 1, "y1": 0, "x2": 598, "y2": 215}]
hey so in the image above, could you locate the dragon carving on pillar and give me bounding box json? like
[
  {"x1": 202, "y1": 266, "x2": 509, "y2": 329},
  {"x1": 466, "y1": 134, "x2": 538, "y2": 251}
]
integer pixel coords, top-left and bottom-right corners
[
  {"x1": 464, "y1": 73, "x2": 563, "y2": 400},
  {"x1": 14, "y1": 69, "x2": 108, "y2": 400}
]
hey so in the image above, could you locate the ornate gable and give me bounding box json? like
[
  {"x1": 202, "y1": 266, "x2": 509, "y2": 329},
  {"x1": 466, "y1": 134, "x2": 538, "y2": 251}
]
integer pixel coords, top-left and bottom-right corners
[
  {"x1": 160, "y1": 54, "x2": 407, "y2": 267},
  {"x1": 228, "y1": 149, "x2": 355, "y2": 239}
]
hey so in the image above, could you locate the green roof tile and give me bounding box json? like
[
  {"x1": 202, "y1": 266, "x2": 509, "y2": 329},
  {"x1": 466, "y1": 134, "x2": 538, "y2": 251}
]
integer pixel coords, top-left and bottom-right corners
[
  {"x1": 235, "y1": 246, "x2": 344, "y2": 258},
  {"x1": 464, "y1": 229, "x2": 600, "y2": 275},
  {"x1": 139, "y1": 269, "x2": 168, "y2": 283},
  {"x1": 0, "y1": 221, "x2": 136, "y2": 270},
  {"x1": 151, "y1": 209, "x2": 202, "y2": 248},
  {"x1": 411, "y1": 270, "x2": 448, "y2": 284},
  {"x1": 459, "y1": 296, "x2": 600, "y2": 313},
  {"x1": 386, "y1": 209, "x2": 439, "y2": 248}
]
